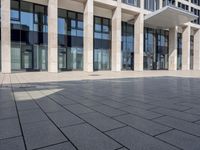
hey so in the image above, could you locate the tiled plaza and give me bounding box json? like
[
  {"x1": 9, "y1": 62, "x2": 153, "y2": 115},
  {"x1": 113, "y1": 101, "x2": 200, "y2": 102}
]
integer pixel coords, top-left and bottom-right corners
[{"x1": 1, "y1": 71, "x2": 200, "y2": 150}]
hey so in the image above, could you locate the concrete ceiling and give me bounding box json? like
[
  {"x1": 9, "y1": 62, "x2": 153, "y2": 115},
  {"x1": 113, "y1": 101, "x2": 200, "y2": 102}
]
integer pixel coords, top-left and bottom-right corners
[{"x1": 144, "y1": 6, "x2": 198, "y2": 29}]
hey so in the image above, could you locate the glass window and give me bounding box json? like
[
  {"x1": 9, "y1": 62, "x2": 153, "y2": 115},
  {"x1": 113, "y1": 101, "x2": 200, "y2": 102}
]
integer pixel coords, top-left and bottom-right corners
[{"x1": 11, "y1": 0, "x2": 20, "y2": 21}]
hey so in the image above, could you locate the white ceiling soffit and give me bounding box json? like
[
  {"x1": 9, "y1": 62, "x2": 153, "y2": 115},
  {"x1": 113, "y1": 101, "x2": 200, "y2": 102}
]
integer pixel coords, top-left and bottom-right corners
[{"x1": 144, "y1": 6, "x2": 198, "y2": 29}]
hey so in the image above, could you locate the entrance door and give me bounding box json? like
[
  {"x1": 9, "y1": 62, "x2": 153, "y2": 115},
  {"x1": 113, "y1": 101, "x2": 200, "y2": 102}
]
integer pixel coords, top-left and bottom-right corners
[
  {"x1": 22, "y1": 45, "x2": 33, "y2": 71},
  {"x1": 59, "y1": 47, "x2": 67, "y2": 71}
]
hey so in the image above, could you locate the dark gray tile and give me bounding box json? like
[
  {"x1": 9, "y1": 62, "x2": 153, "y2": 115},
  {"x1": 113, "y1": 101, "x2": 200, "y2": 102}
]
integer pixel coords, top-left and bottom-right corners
[
  {"x1": 47, "y1": 110, "x2": 84, "y2": 128},
  {"x1": 0, "y1": 118, "x2": 21, "y2": 140},
  {"x1": 115, "y1": 114, "x2": 171, "y2": 136},
  {"x1": 0, "y1": 137, "x2": 25, "y2": 150},
  {"x1": 62, "y1": 123, "x2": 121, "y2": 150},
  {"x1": 99, "y1": 100, "x2": 128, "y2": 108},
  {"x1": 16, "y1": 100, "x2": 39, "y2": 111},
  {"x1": 123, "y1": 100, "x2": 156, "y2": 110},
  {"x1": 49, "y1": 94, "x2": 76, "y2": 105},
  {"x1": 154, "y1": 116, "x2": 200, "y2": 137},
  {"x1": 0, "y1": 107, "x2": 17, "y2": 120},
  {"x1": 64, "y1": 104, "x2": 94, "y2": 115},
  {"x1": 157, "y1": 130, "x2": 200, "y2": 150},
  {"x1": 38, "y1": 142, "x2": 76, "y2": 150},
  {"x1": 120, "y1": 106, "x2": 163, "y2": 119},
  {"x1": 91, "y1": 105, "x2": 127, "y2": 117},
  {"x1": 151, "y1": 107, "x2": 200, "y2": 122},
  {"x1": 19, "y1": 109, "x2": 48, "y2": 124},
  {"x1": 22, "y1": 120, "x2": 67, "y2": 150},
  {"x1": 106, "y1": 126, "x2": 178, "y2": 150},
  {"x1": 80, "y1": 112, "x2": 126, "y2": 132},
  {"x1": 37, "y1": 98, "x2": 65, "y2": 113}
]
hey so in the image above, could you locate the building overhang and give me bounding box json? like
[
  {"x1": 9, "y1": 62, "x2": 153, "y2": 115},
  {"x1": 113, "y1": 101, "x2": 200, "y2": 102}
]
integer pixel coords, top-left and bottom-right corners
[{"x1": 144, "y1": 5, "x2": 198, "y2": 29}]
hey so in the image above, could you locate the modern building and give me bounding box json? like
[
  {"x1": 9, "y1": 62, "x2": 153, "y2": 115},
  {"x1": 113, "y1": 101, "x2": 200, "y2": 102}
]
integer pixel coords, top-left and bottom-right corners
[{"x1": 0, "y1": 0, "x2": 200, "y2": 73}]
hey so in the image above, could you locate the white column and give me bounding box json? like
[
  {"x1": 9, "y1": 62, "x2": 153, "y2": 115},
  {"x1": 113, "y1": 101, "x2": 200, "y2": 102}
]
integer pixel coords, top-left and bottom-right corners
[
  {"x1": 1, "y1": 0, "x2": 11, "y2": 73},
  {"x1": 182, "y1": 25, "x2": 191, "y2": 70},
  {"x1": 194, "y1": 29, "x2": 200, "y2": 70},
  {"x1": 169, "y1": 27, "x2": 178, "y2": 70},
  {"x1": 84, "y1": 0, "x2": 94, "y2": 72},
  {"x1": 112, "y1": 4, "x2": 121, "y2": 71},
  {"x1": 48, "y1": 0, "x2": 58, "y2": 73},
  {"x1": 134, "y1": 13, "x2": 144, "y2": 71}
]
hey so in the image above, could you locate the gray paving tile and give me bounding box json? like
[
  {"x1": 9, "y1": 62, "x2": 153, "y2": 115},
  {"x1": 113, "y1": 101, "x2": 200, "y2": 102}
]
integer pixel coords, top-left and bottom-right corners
[
  {"x1": 37, "y1": 98, "x2": 65, "y2": 113},
  {"x1": 115, "y1": 114, "x2": 171, "y2": 136},
  {"x1": 0, "y1": 100, "x2": 15, "y2": 109},
  {"x1": 16, "y1": 100, "x2": 39, "y2": 111},
  {"x1": 117, "y1": 148, "x2": 128, "y2": 150},
  {"x1": 154, "y1": 116, "x2": 200, "y2": 137},
  {"x1": 151, "y1": 107, "x2": 200, "y2": 122},
  {"x1": 0, "y1": 107, "x2": 17, "y2": 120},
  {"x1": 49, "y1": 94, "x2": 77, "y2": 105},
  {"x1": 80, "y1": 112, "x2": 126, "y2": 132},
  {"x1": 61, "y1": 123, "x2": 121, "y2": 150},
  {"x1": 79, "y1": 100, "x2": 101, "y2": 107},
  {"x1": 91, "y1": 105, "x2": 127, "y2": 117},
  {"x1": 157, "y1": 130, "x2": 200, "y2": 150},
  {"x1": 184, "y1": 108, "x2": 200, "y2": 116},
  {"x1": 106, "y1": 126, "x2": 178, "y2": 150},
  {"x1": 120, "y1": 106, "x2": 163, "y2": 119},
  {"x1": 123, "y1": 100, "x2": 156, "y2": 110},
  {"x1": 22, "y1": 120, "x2": 67, "y2": 150},
  {"x1": 98, "y1": 100, "x2": 128, "y2": 108},
  {"x1": 19, "y1": 109, "x2": 48, "y2": 124},
  {"x1": 47, "y1": 110, "x2": 84, "y2": 128},
  {"x1": 38, "y1": 142, "x2": 76, "y2": 150},
  {"x1": 0, "y1": 137, "x2": 25, "y2": 150},
  {"x1": 0, "y1": 118, "x2": 21, "y2": 140},
  {"x1": 64, "y1": 104, "x2": 94, "y2": 115}
]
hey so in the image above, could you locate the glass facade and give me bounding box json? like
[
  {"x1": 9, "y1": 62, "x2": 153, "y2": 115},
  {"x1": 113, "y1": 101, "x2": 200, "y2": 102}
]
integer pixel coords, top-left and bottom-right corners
[
  {"x1": 121, "y1": 22, "x2": 134, "y2": 70},
  {"x1": 177, "y1": 33, "x2": 182, "y2": 70},
  {"x1": 58, "y1": 9, "x2": 83, "y2": 71},
  {"x1": 94, "y1": 16, "x2": 111, "y2": 71},
  {"x1": 144, "y1": 28, "x2": 169, "y2": 70},
  {"x1": 11, "y1": 0, "x2": 48, "y2": 71},
  {"x1": 144, "y1": 0, "x2": 159, "y2": 11}
]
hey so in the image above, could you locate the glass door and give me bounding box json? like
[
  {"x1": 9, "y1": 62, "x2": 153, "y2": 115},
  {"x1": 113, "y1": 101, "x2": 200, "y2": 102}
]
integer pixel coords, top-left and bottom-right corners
[{"x1": 21, "y1": 45, "x2": 33, "y2": 71}]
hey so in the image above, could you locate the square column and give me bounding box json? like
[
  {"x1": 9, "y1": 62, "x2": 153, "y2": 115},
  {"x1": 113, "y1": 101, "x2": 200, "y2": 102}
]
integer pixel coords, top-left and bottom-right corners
[
  {"x1": 1, "y1": 0, "x2": 11, "y2": 73},
  {"x1": 134, "y1": 13, "x2": 144, "y2": 71},
  {"x1": 169, "y1": 27, "x2": 178, "y2": 71},
  {"x1": 194, "y1": 29, "x2": 200, "y2": 70},
  {"x1": 182, "y1": 25, "x2": 191, "y2": 70},
  {"x1": 48, "y1": 0, "x2": 58, "y2": 73},
  {"x1": 112, "y1": 5, "x2": 121, "y2": 71},
  {"x1": 84, "y1": 0, "x2": 94, "y2": 72}
]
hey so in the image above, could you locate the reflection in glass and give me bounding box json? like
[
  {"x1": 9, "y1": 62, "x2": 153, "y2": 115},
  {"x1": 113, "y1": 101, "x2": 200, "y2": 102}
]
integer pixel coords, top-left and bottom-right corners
[
  {"x1": 94, "y1": 17, "x2": 111, "y2": 71},
  {"x1": 177, "y1": 33, "x2": 182, "y2": 70},
  {"x1": 121, "y1": 22, "x2": 134, "y2": 70},
  {"x1": 58, "y1": 9, "x2": 83, "y2": 71},
  {"x1": 11, "y1": 0, "x2": 48, "y2": 71},
  {"x1": 190, "y1": 35, "x2": 194, "y2": 70},
  {"x1": 144, "y1": 28, "x2": 169, "y2": 70}
]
